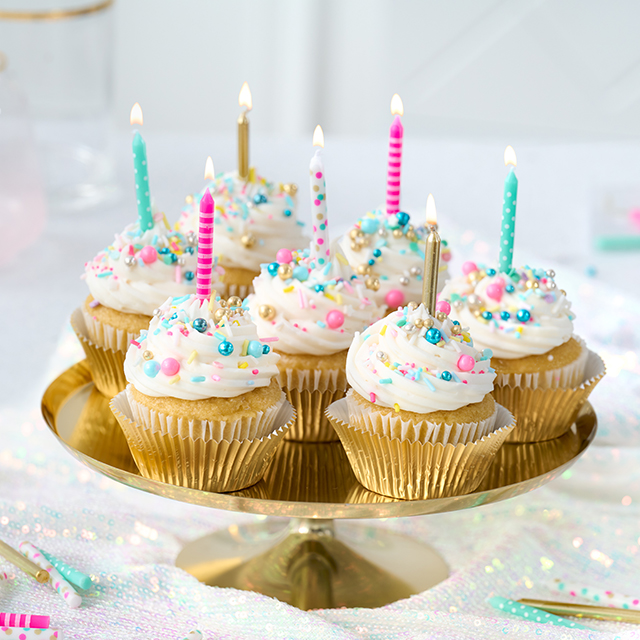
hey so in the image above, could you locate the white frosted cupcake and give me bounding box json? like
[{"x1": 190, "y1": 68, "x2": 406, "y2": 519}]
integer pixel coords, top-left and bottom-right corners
[
  {"x1": 337, "y1": 209, "x2": 451, "y2": 311},
  {"x1": 176, "y1": 170, "x2": 309, "y2": 298},
  {"x1": 326, "y1": 303, "x2": 515, "y2": 499},
  {"x1": 441, "y1": 262, "x2": 605, "y2": 441},
  {"x1": 110, "y1": 294, "x2": 294, "y2": 492},
  {"x1": 247, "y1": 246, "x2": 385, "y2": 441}
]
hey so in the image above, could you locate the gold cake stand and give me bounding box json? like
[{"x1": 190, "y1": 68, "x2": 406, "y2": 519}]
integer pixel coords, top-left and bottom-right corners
[{"x1": 41, "y1": 361, "x2": 597, "y2": 610}]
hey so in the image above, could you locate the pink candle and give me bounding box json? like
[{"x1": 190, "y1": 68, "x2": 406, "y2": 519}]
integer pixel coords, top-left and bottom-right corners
[
  {"x1": 0, "y1": 613, "x2": 50, "y2": 629},
  {"x1": 386, "y1": 93, "x2": 404, "y2": 215},
  {"x1": 196, "y1": 187, "x2": 215, "y2": 299}
]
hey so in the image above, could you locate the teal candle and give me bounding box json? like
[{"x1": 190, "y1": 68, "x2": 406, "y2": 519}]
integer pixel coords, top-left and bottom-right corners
[
  {"x1": 132, "y1": 131, "x2": 153, "y2": 231},
  {"x1": 488, "y1": 596, "x2": 592, "y2": 630},
  {"x1": 499, "y1": 145, "x2": 518, "y2": 272}
]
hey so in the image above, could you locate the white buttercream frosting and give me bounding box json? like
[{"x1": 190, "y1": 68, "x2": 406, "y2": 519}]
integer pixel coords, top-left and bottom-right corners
[
  {"x1": 347, "y1": 303, "x2": 496, "y2": 413},
  {"x1": 124, "y1": 294, "x2": 280, "y2": 400},
  {"x1": 176, "y1": 170, "x2": 309, "y2": 272},
  {"x1": 440, "y1": 264, "x2": 575, "y2": 359},
  {"x1": 246, "y1": 247, "x2": 386, "y2": 356},
  {"x1": 337, "y1": 209, "x2": 451, "y2": 309},
  {"x1": 83, "y1": 215, "x2": 223, "y2": 316}
]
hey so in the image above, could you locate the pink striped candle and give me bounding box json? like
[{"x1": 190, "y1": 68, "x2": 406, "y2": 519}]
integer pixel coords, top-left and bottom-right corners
[
  {"x1": 196, "y1": 188, "x2": 215, "y2": 299},
  {"x1": 0, "y1": 613, "x2": 50, "y2": 629},
  {"x1": 385, "y1": 93, "x2": 404, "y2": 215},
  {"x1": 310, "y1": 125, "x2": 331, "y2": 266}
]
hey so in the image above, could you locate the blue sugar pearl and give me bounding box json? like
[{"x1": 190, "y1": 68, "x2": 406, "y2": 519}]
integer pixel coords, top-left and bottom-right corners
[
  {"x1": 482, "y1": 348, "x2": 493, "y2": 360},
  {"x1": 373, "y1": 249, "x2": 382, "y2": 258},
  {"x1": 314, "y1": 284, "x2": 324, "y2": 293},
  {"x1": 170, "y1": 253, "x2": 178, "y2": 263},
  {"x1": 218, "y1": 341, "x2": 234, "y2": 356},
  {"x1": 267, "y1": 262, "x2": 279, "y2": 276},
  {"x1": 185, "y1": 246, "x2": 194, "y2": 254},
  {"x1": 517, "y1": 309, "x2": 531, "y2": 323},
  {"x1": 184, "y1": 271, "x2": 195, "y2": 281},
  {"x1": 452, "y1": 320, "x2": 460, "y2": 325},
  {"x1": 283, "y1": 209, "x2": 292, "y2": 217},
  {"x1": 500, "y1": 310, "x2": 510, "y2": 321},
  {"x1": 486, "y1": 268, "x2": 496, "y2": 276},
  {"x1": 441, "y1": 371, "x2": 452, "y2": 381},
  {"x1": 481, "y1": 311, "x2": 493, "y2": 320},
  {"x1": 143, "y1": 360, "x2": 161, "y2": 378},
  {"x1": 158, "y1": 247, "x2": 169, "y2": 255},
  {"x1": 368, "y1": 259, "x2": 375, "y2": 266},
  {"x1": 170, "y1": 313, "x2": 178, "y2": 320},
  {"x1": 361, "y1": 218, "x2": 379, "y2": 234},
  {"x1": 262, "y1": 344, "x2": 271, "y2": 355},
  {"x1": 396, "y1": 211, "x2": 410, "y2": 227},
  {"x1": 293, "y1": 266, "x2": 309, "y2": 281},
  {"x1": 425, "y1": 328, "x2": 442, "y2": 344},
  {"x1": 505, "y1": 284, "x2": 515, "y2": 293},
  {"x1": 247, "y1": 340, "x2": 263, "y2": 358},
  {"x1": 192, "y1": 317, "x2": 208, "y2": 333},
  {"x1": 253, "y1": 193, "x2": 268, "y2": 205}
]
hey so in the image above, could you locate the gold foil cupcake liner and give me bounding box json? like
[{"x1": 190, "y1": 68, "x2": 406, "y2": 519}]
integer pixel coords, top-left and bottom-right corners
[
  {"x1": 223, "y1": 282, "x2": 253, "y2": 300},
  {"x1": 70, "y1": 308, "x2": 127, "y2": 397},
  {"x1": 110, "y1": 391, "x2": 295, "y2": 492},
  {"x1": 80, "y1": 305, "x2": 142, "y2": 353},
  {"x1": 126, "y1": 386, "x2": 287, "y2": 442},
  {"x1": 345, "y1": 390, "x2": 498, "y2": 445},
  {"x1": 326, "y1": 399, "x2": 515, "y2": 500},
  {"x1": 495, "y1": 336, "x2": 589, "y2": 390},
  {"x1": 279, "y1": 367, "x2": 348, "y2": 442},
  {"x1": 494, "y1": 349, "x2": 605, "y2": 443}
]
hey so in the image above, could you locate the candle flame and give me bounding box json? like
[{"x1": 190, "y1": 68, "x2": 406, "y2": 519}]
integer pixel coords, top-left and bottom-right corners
[
  {"x1": 390, "y1": 93, "x2": 404, "y2": 116},
  {"x1": 312, "y1": 124, "x2": 324, "y2": 148},
  {"x1": 130, "y1": 102, "x2": 143, "y2": 126},
  {"x1": 504, "y1": 145, "x2": 517, "y2": 167},
  {"x1": 239, "y1": 82, "x2": 252, "y2": 111},
  {"x1": 426, "y1": 193, "x2": 437, "y2": 225},
  {"x1": 204, "y1": 156, "x2": 215, "y2": 181}
]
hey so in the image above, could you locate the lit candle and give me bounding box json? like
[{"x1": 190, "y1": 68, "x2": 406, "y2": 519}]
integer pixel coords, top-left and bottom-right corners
[
  {"x1": 499, "y1": 145, "x2": 518, "y2": 272},
  {"x1": 237, "y1": 82, "x2": 252, "y2": 180},
  {"x1": 130, "y1": 103, "x2": 153, "y2": 231},
  {"x1": 422, "y1": 194, "x2": 441, "y2": 315},
  {"x1": 386, "y1": 93, "x2": 404, "y2": 215},
  {"x1": 197, "y1": 157, "x2": 216, "y2": 299},
  {"x1": 310, "y1": 125, "x2": 330, "y2": 267}
]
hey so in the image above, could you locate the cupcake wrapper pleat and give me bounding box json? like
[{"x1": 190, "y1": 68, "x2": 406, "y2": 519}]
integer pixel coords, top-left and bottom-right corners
[
  {"x1": 279, "y1": 367, "x2": 348, "y2": 442},
  {"x1": 71, "y1": 308, "x2": 127, "y2": 397},
  {"x1": 80, "y1": 305, "x2": 142, "y2": 353},
  {"x1": 110, "y1": 391, "x2": 295, "y2": 492},
  {"x1": 222, "y1": 283, "x2": 253, "y2": 300},
  {"x1": 325, "y1": 399, "x2": 515, "y2": 500},
  {"x1": 494, "y1": 349, "x2": 605, "y2": 443}
]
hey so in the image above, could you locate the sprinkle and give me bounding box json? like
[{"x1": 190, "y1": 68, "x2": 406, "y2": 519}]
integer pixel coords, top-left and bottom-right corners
[
  {"x1": 397, "y1": 319, "x2": 407, "y2": 327},
  {"x1": 380, "y1": 325, "x2": 387, "y2": 336},
  {"x1": 424, "y1": 378, "x2": 436, "y2": 391},
  {"x1": 214, "y1": 332, "x2": 226, "y2": 341},
  {"x1": 187, "y1": 350, "x2": 197, "y2": 364},
  {"x1": 238, "y1": 362, "x2": 248, "y2": 369},
  {"x1": 451, "y1": 371, "x2": 462, "y2": 383},
  {"x1": 369, "y1": 392, "x2": 377, "y2": 403},
  {"x1": 191, "y1": 376, "x2": 205, "y2": 382},
  {"x1": 241, "y1": 340, "x2": 249, "y2": 356},
  {"x1": 336, "y1": 252, "x2": 348, "y2": 265},
  {"x1": 168, "y1": 375, "x2": 180, "y2": 384},
  {"x1": 175, "y1": 265, "x2": 181, "y2": 283},
  {"x1": 89, "y1": 299, "x2": 100, "y2": 308},
  {"x1": 211, "y1": 375, "x2": 221, "y2": 382},
  {"x1": 96, "y1": 271, "x2": 112, "y2": 278},
  {"x1": 283, "y1": 285, "x2": 294, "y2": 293},
  {"x1": 261, "y1": 336, "x2": 279, "y2": 342},
  {"x1": 316, "y1": 320, "x2": 327, "y2": 328},
  {"x1": 394, "y1": 403, "x2": 400, "y2": 413},
  {"x1": 130, "y1": 340, "x2": 141, "y2": 349},
  {"x1": 379, "y1": 378, "x2": 392, "y2": 384}
]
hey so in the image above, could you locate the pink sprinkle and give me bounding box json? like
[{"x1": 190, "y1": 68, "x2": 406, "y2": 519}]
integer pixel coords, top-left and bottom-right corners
[
  {"x1": 212, "y1": 375, "x2": 221, "y2": 382},
  {"x1": 252, "y1": 369, "x2": 259, "y2": 375},
  {"x1": 261, "y1": 336, "x2": 279, "y2": 342},
  {"x1": 369, "y1": 392, "x2": 376, "y2": 403},
  {"x1": 131, "y1": 340, "x2": 141, "y2": 348},
  {"x1": 89, "y1": 299, "x2": 100, "y2": 308},
  {"x1": 213, "y1": 361, "x2": 224, "y2": 368},
  {"x1": 570, "y1": 591, "x2": 576, "y2": 596}
]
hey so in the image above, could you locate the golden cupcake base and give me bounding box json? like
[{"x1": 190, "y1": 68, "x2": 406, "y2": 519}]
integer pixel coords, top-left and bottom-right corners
[{"x1": 42, "y1": 361, "x2": 597, "y2": 610}]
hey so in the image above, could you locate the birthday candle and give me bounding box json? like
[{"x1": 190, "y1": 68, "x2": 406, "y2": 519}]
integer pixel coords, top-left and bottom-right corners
[
  {"x1": 487, "y1": 596, "x2": 591, "y2": 630},
  {"x1": 19, "y1": 542, "x2": 81, "y2": 609},
  {"x1": 181, "y1": 632, "x2": 203, "y2": 640},
  {"x1": 0, "y1": 629, "x2": 61, "y2": 639},
  {"x1": 40, "y1": 550, "x2": 92, "y2": 591},
  {"x1": 130, "y1": 103, "x2": 154, "y2": 231},
  {"x1": 386, "y1": 93, "x2": 404, "y2": 215},
  {"x1": 550, "y1": 578, "x2": 640, "y2": 610},
  {"x1": 0, "y1": 613, "x2": 50, "y2": 629},
  {"x1": 197, "y1": 161, "x2": 215, "y2": 299},
  {"x1": 498, "y1": 145, "x2": 518, "y2": 272},
  {"x1": 309, "y1": 125, "x2": 330, "y2": 267}
]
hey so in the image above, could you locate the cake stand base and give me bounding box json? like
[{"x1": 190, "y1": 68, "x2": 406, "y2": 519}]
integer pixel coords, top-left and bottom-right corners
[{"x1": 175, "y1": 517, "x2": 449, "y2": 610}]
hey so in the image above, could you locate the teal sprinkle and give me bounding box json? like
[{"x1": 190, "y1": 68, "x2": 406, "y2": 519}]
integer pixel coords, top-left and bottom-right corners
[
  {"x1": 399, "y1": 249, "x2": 406, "y2": 255},
  {"x1": 109, "y1": 250, "x2": 120, "y2": 260},
  {"x1": 380, "y1": 275, "x2": 389, "y2": 280},
  {"x1": 214, "y1": 332, "x2": 226, "y2": 341},
  {"x1": 152, "y1": 234, "x2": 158, "y2": 245},
  {"x1": 397, "y1": 319, "x2": 407, "y2": 327},
  {"x1": 409, "y1": 242, "x2": 419, "y2": 252},
  {"x1": 285, "y1": 195, "x2": 294, "y2": 208},
  {"x1": 161, "y1": 321, "x2": 171, "y2": 329},
  {"x1": 317, "y1": 321, "x2": 327, "y2": 328},
  {"x1": 246, "y1": 381, "x2": 255, "y2": 386},
  {"x1": 424, "y1": 378, "x2": 436, "y2": 391},
  {"x1": 323, "y1": 262, "x2": 332, "y2": 275},
  {"x1": 417, "y1": 249, "x2": 426, "y2": 259},
  {"x1": 379, "y1": 378, "x2": 392, "y2": 384},
  {"x1": 96, "y1": 271, "x2": 112, "y2": 278},
  {"x1": 297, "y1": 221, "x2": 305, "y2": 226},
  {"x1": 153, "y1": 329, "x2": 160, "y2": 335},
  {"x1": 191, "y1": 376, "x2": 206, "y2": 383},
  {"x1": 450, "y1": 372, "x2": 462, "y2": 383},
  {"x1": 172, "y1": 295, "x2": 190, "y2": 304}
]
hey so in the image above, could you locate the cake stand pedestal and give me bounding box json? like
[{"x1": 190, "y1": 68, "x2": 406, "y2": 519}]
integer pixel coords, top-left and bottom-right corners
[{"x1": 42, "y1": 361, "x2": 597, "y2": 610}]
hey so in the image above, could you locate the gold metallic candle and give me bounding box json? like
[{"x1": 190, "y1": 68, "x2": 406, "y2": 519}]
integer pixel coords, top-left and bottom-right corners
[
  {"x1": 237, "y1": 81, "x2": 252, "y2": 180},
  {"x1": 519, "y1": 598, "x2": 640, "y2": 624},
  {"x1": 421, "y1": 194, "x2": 441, "y2": 315},
  {"x1": 0, "y1": 538, "x2": 49, "y2": 583}
]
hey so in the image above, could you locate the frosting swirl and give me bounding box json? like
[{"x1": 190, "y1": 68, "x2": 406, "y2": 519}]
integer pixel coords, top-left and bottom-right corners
[
  {"x1": 247, "y1": 247, "x2": 386, "y2": 356},
  {"x1": 83, "y1": 215, "x2": 223, "y2": 316},
  {"x1": 337, "y1": 209, "x2": 451, "y2": 309},
  {"x1": 124, "y1": 295, "x2": 280, "y2": 400},
  {"x1": 440, "y1": 264, "x2": 575, "y2": 359},
  {"x1": 176, "y1": 170, "x2": 309, "y2": 272},
  {"x1": 347, "y1": 303, "x2": 495, "y2": 413}
]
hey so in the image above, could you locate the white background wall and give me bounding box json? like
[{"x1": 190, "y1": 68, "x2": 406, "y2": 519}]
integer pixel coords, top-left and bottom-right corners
[{"x1": 112, "y1": 0, "x2": 640, "y2": 140}]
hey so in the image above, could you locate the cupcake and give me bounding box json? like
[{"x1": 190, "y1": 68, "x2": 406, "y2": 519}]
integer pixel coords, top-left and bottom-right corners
[
  {"x1": 176, "y1": 170, "x2": 309, "y2": 298},
  {"x1": 337, "y1": 209, "x2": 451, "y2": 311},
  {"x1": 73, "y1": 212, "x2": 223, "y2": 396},
  {"x1": 441, "y1": 263, "x2": 605, "y2": 442},
  {"x1": 247, "y1": 246, "x2": 386, "y2": 441},
  {"x1": 326, "y1": 303, "x2": 515, "y2": 499},
  {"x1": 110, "y1": 293, "x2": 294, "y2": 492}
]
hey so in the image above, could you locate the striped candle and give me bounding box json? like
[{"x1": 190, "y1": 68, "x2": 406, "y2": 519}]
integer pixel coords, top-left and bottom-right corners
[
  {"x1": 309, "y1": 125, "x2": 330, "y2": 266},
  {"x1": 197, "y1": 188, "x2": 215, "y2": 299},
  {"x1": 0, "y1": 613, "x2": 50, "y2": 629},
  {"x1": 385, "y1": 93, "x2": 404, "y2": 215}
]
